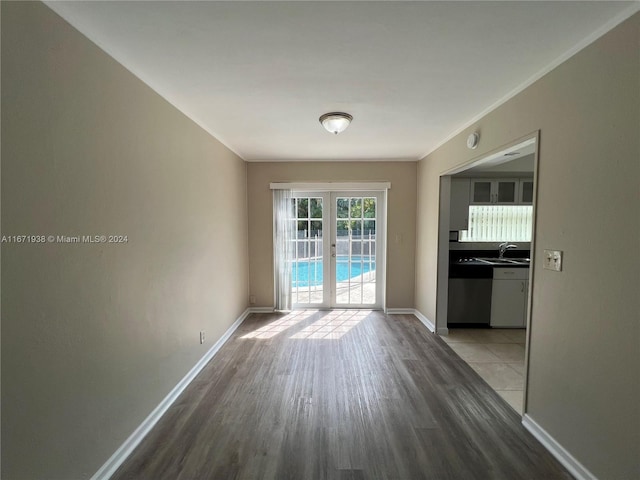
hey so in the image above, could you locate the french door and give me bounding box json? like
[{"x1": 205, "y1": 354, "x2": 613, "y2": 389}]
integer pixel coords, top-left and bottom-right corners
[{"x1": 291, "y1": 191, "x2": 384, "y2": 309}]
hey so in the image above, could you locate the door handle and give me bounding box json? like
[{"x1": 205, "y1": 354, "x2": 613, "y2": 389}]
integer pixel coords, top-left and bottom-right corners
[{"x1": 331, "y1": 243, "x2": 336, "y2": 257}]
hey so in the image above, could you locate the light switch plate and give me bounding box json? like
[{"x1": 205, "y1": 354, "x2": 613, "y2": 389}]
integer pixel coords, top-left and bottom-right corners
[{"x1": 543, "y1": 249, "x2": 563, "y2": 271}]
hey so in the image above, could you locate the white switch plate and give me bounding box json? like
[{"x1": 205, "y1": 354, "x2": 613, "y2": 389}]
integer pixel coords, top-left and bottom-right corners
[{"x1": 543, "y1": 249, "x2": 563, "y2": 271}]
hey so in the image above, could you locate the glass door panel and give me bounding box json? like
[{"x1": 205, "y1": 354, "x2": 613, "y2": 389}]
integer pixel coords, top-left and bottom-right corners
[
  {"x1": 291, "y1": 194, "x2": 329, "y2": 307},
  {"x1": 331, "y1": 193, "x2": 381, "y2": 308}
]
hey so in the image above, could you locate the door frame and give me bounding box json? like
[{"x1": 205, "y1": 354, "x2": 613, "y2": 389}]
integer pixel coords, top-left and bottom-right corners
[{"x1": 271, "y1": 182, "x2": 389, "y2": 311}]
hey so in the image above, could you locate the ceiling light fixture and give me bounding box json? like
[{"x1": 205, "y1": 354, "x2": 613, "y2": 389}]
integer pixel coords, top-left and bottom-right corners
[{"x1": 319, "y1": 112, "x2": 353, "y2": 135}]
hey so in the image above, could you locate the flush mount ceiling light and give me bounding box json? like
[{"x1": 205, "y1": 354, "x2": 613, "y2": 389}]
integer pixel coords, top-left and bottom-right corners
[{"x1": 319, "y1": 112, "x2": 353, "y2": 135}]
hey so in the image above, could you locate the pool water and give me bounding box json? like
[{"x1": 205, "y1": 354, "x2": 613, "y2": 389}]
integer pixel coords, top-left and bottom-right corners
[{"x1": 292, "y1": 256, "x2": 375, "y2": 287}]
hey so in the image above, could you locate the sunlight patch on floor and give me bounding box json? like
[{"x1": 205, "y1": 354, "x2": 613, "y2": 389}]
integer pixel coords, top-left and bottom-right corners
[
  {"x1": 289, "y1": 310, "x2": 371, "y2": 340},
  {"x1": 241, "y1": 310, "x2": 317, "y2": 339}
]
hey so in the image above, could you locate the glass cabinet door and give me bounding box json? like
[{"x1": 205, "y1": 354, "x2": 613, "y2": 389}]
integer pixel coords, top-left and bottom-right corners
[
  {"x1": 519, "y1": 179, "x2": 534, "y2": 204},
  {"x1": 496, "y1": 180, "x2": 518, "y2": 204},
  {"x1": 471, "y1": 179, "x2": 519, "y2": 204},
  {"x1": 471, "y1": 180, "x2": 492, "y2": 203}
]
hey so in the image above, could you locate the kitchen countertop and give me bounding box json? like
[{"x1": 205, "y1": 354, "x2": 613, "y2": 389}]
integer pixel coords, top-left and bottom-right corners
[
  {"x1": 449, "y1": 250, "x2": 530, "y2": 278},
  {"x1": 455, "y1": 257, "x2": 530, "y2": 267}
]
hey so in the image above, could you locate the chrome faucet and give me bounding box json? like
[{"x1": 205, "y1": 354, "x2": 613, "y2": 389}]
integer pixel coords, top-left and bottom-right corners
[{"x1": 498, "y1": 242, "x2": 518, "y2": 258}]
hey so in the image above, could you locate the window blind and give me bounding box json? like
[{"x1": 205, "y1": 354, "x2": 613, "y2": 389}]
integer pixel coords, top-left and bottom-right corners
[{"x1": 459, "y1": 205, "x2": 532, "y2": 242}]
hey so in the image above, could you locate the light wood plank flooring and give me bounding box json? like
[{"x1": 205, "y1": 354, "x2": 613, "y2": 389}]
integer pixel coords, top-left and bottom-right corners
[{"x1": 112, "y1": 310, "x2": 571, "y2": 480}]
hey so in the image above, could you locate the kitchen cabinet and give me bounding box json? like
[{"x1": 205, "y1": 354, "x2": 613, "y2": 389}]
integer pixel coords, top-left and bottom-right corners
[
  {"x1": 490, "y1": 268, "x2": 529, "y2": 328},
  {"x1": 519, "y1": 179, "x2": 534, "y2": 204},
  {"x1": 450, "y1": 178, "x2": 470, "y2": 230},
  {"x1": 470, "y1": 179, "x2": 519, "y2": 205}
]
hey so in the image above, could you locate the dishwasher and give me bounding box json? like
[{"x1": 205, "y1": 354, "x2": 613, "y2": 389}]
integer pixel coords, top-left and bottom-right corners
[{"x1": 447, "y1": 261, "x2": 493, "y2": 326}]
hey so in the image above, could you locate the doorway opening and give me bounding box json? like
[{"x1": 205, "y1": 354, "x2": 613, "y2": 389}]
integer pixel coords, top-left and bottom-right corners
[{"x1": 435, "y1": 133, "x2": 539, "y2": 415}]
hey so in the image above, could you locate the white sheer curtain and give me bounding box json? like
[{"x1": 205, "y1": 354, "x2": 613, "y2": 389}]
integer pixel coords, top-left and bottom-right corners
[{"x1": 273, "y1": 189, "x2": 294, "y2": 311}]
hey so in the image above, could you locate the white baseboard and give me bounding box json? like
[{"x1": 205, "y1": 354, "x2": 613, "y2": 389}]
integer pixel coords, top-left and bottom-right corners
[
  {"x1": 248, "y1": 306, "x2": 275, "y2": 313},
  {"x1": 412, "y1": 309, "x2": 436, "y2": 333},
  {"x1": 90, "y1": 308, "x2": 251, "y2": 480},
  {"x1": 387, "y1": 308, "x2": 436, "y2": 333},
  {"x1": 385, "y1": 308, "x2": 415, "y2": 315},
  {"x1": 522, "y1": 414, "x2": 597, "y2": 480},
  {"x1": 436, "y1": 327, "x2": 449, "y2": 335}
]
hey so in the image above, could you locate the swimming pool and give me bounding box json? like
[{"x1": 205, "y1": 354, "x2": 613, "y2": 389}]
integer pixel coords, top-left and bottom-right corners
[{"x1": 292, "y1": 256, "x2": 375, "y2": 288}]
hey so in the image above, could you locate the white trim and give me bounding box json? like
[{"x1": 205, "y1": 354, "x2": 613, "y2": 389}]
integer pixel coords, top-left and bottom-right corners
[
  {"x1": 436, "y1": 327, "x2": 450, "y2": 336},
  {"x1": 522, "y1": 414, "x2": 597, "y2": 480},
  {"x1": 249, "y1": 157, "x2": 415, "y2": 163},
  {"x1": 386, "y1": 308, "x2": 415, "y2": 315},
  {"x1": 418, "y1": 2, "x2": 640, "y2": 161},
  {"x1": 90, "y1": 308, "x2": 251, "y2": 480},
  {"x1": 413, "y1": 309, "x2": 436, "y2": 333},
  {"x1": 270, "y1": 182, "x2": 391, "y2": 191},
  {"x1": 381, "y1": 191, "x2": 389, "y2": 312},
  {"x1": 248, "y1": 306, "x2": 275, "y2": 313}
]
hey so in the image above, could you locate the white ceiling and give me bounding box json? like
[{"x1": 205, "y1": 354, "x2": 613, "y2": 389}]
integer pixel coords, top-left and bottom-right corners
[
  {"x1": 45, "y1": 1, "x2": 638, "y2": 162},
  {"x1": 454, "y1": 140, "x2": 537, "y2": 175}
]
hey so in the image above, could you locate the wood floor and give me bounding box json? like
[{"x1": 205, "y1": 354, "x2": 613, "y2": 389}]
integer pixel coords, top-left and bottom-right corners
[{"x1": 112, "y1": 311, "x2": 572, "y2": 480}]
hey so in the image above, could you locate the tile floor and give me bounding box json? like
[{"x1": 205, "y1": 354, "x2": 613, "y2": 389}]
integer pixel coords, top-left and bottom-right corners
[{"x1": 440, "y1": 328, "x2": 527, "y2": 414}]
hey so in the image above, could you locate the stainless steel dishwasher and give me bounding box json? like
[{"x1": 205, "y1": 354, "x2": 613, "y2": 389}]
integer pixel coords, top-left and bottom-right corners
[{"x1": 447, "y1": 260, "x2": 493, "y2": 326}]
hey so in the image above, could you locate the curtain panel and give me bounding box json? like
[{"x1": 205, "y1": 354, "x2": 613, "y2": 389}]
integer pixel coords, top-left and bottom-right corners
[{"x1": 273, "y1": 189, "x2": 294, "y2": 311}]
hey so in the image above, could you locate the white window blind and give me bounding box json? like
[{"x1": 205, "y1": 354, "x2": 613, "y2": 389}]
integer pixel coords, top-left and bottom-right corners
[{"x1": 460, "y1": 205, "x2": 532, "y2": 242}]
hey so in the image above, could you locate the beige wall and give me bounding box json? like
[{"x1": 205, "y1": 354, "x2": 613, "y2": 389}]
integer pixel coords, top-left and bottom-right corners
[
  {"x1": 247, "y1": 162, "x2": 417, "y2": 309},
  {"x1": 415, "y1": 13, "x2": 639, "y2": 480},
  {"x1": 1, "y1": 3, "x2": 249, "y2": 479}
]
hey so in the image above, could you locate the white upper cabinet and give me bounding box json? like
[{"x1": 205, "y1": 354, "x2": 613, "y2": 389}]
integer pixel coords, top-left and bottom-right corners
[
  {"x1": 519, "y1": 179, "x2": 534, "y2": 205},
  {"x1": 470, "y1": 179, "x2": 519, "y2": 205},
  {"x1": 470, "y1": 179, "x2": 492, "y2": 204},
  {"x1": 450, "y1": 178, "x2": 471, "y2": 230}
]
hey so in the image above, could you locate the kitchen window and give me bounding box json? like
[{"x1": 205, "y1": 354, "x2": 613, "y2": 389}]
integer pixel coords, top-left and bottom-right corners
[{"x1": 459, "y1": 205, "x2": 532, "y2": 242}]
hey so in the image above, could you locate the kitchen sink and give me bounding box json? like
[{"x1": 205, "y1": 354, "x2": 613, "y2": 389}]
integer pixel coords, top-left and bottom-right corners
[{"x1": 474, "y1": 257, "x2": 530, "y2": 265}]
